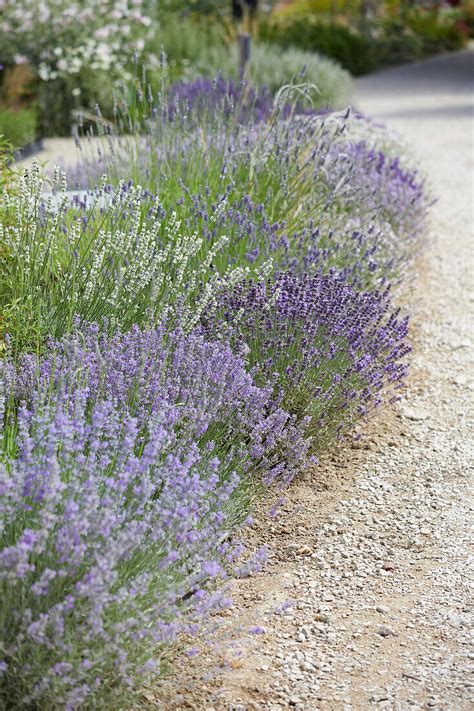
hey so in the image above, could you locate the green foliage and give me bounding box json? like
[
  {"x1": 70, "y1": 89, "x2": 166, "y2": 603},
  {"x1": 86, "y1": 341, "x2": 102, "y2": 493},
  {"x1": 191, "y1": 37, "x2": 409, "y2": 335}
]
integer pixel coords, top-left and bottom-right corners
[
  {"x1": 146, "y1": 16, "x2": 351, "y2": 106},
  {"x1": 260, "y1": 3, "x2": 467, "y2": 77},
  {"x1": 374, "y1": 8, "x2": 466, "y2": 67},
  {"x1": 272, "y1": 0, "x2": 362, "y2": 19},
  {"x1": 260, "y1": 17, "x2": 376, "y2": 76},
  {"x1": 0, "y1": 136, "x2": 15, "y2": 192},
  {"x1": 403, "y1": 9, "x2": 466, "y2": 53},
  {"x1": 35, "y1": 70, "x2": 115, "y2": 138},
  {"x1": 0, "y1": 107, "x2": 37, "y2": 148},
  {"x1": 145, "y1": 0, "x2": 229, "y2": 16},
  {"x1": 461, "y1": 0, "x2": 474, "y2": 35}
]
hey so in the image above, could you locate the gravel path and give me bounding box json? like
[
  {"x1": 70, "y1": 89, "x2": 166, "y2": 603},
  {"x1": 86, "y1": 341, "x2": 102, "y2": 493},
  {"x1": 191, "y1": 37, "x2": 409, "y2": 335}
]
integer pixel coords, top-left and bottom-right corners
[{"x1": 152, "y1": 50, "x2": 474, "y2": 710}]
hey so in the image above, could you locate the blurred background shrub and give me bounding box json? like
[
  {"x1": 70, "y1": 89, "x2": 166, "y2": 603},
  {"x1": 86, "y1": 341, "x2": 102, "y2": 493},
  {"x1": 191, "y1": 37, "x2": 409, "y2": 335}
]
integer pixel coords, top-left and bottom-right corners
[
  {"x1": 0, "y1": 107, "x2": 37, "y2": 150},
  {"x1": 0, "y1": 0, "x2": 470, "y2": 137},
  {"x1": 0, "y1": 63, "x2": 38, "y2": 150},
  {"x1": 0, "y1": 0, "x2": 152, "y2": 136},
  {"x1": 260, "y1": 16, "x2": 377, "y2": 75},
  {"x1": 182, "y1": 41, "x2": 352, "y2": 103},
  {"x1": 261, "y1": 0, "x2": 469, "y2": 75},
  {"x1": 144, "y1": 16, "x2": 351, "y2": 105}
]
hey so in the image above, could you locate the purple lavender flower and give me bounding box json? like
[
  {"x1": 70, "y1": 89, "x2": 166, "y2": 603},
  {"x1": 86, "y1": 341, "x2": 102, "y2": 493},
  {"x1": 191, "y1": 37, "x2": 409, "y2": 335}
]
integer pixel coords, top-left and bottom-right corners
[
  {"x1": 0, "y1": 320, "x2": 315, "y2": 706},
  {"x1": 11, "y1": 322, "x2": 309, "y2": 485},
  {"x1": 0, "y1": 386, "x2": 246, "y2": 706},
  {"x1": 204, "y1": 271, "x2": 411, "y2": 451},
  {"x1": 167, "y1": 77, "x2": 320, "y2": 125},
  {"x1": 0, "y1": 314, "x2": 319, "y2": 703}
]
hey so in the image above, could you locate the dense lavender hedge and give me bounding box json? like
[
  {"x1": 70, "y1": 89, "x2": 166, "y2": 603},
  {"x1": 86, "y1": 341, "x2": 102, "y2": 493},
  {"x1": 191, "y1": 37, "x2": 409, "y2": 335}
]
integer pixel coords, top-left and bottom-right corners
[
  {"x1": 0, "y1": 324, "x2": 305, "y2": 707},
  {"x1": 0, "y1": 75, "x2": 428, "y2": 708}
]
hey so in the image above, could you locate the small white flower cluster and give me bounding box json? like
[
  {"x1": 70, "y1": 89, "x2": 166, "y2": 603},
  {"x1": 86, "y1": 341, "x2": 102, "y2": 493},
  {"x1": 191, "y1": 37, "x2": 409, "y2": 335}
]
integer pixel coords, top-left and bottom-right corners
[
  {"x1": 1, "y1": 162, "x2": 271, "y2": 334},
  {"x1": 1, "y1": 162, "x2": 69, "y2": 289},
  {"x1": 2, "y1": 0, "x2": 153, "y2": 83}
]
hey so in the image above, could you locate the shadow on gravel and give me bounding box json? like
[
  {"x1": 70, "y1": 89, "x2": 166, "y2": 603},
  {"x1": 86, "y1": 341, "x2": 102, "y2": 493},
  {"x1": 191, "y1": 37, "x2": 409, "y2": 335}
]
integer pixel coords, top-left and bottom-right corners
[
  {"x1": 357, "y1": 48, "x2": 474, "y2": 89},
  {"x1": 375, "y1": 104, "x2": 474, "y2": 121}
]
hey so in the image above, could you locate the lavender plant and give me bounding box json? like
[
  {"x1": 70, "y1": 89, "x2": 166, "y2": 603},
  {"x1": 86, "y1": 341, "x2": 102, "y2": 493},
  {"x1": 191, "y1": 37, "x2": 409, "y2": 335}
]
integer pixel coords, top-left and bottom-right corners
[
  {"x1": 0, "y1": 321, "x2": 309, "y2": 707},
  {"x1": 0, "y1": 394, "x2": 240, "y2": 708},
  {"x1": 71, "y1": 71, "x2": 428, "y2": 292},
  {"x1": 0, "y1": 162, "x2": 268, "y2": 353},
  {"x1": 203, "y1": 272, "x2": 411, "y2": 452},
  {"x1": 7, "y1": 323, "x2": 309, "y2": 488},
  {"x1": 0, "y1": 48, "x2": 430, "y2": 708},
  {"x1": 168, "y1": 77, "x2": 269, "y2": 122}
]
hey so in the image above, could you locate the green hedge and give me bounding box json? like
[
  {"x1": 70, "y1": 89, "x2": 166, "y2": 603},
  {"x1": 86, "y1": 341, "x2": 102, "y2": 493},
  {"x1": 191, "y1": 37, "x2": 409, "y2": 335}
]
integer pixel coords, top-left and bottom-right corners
[
  {"x1": 0, "y1": 106, "x2": 38, "y2": 148},
  {"x1": 260, "y1": 13, "x2": 466, "y2": 77},
  {"x1": 260, "y1": 17, "x2": 377, "y2": 76}
]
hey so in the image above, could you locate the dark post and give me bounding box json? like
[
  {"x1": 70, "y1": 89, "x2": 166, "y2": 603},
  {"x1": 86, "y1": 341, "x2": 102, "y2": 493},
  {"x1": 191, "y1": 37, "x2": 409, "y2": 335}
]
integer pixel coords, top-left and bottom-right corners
[
  {"x1": 232, "y1": 0, "x2": 259, "y2": 80},
  {"x1": 238, "y1": 32, "x2": 251, "y2": 80}
]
